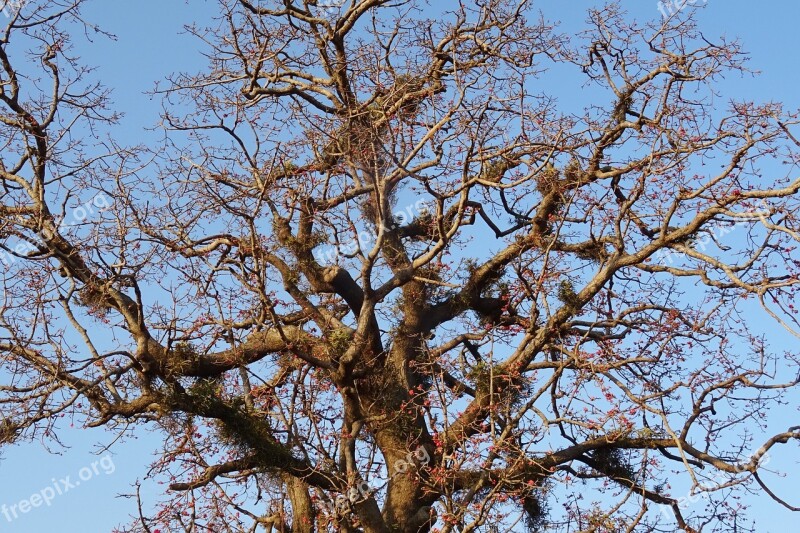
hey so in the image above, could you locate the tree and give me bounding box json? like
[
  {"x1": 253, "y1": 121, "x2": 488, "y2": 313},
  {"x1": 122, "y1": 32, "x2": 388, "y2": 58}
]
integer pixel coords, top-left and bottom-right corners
[{"x1": 1, "y1": 0, "x2": 800, "y2": 531}]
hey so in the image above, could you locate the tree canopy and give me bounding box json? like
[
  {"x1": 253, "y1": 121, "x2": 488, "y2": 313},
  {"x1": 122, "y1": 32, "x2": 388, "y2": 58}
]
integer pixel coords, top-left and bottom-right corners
[{"x1": 2, "y1": 1, "x2": 800, "y2": 532}]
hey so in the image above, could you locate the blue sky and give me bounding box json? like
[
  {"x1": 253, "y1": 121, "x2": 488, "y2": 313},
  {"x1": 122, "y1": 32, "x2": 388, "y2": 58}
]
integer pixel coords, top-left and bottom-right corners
[{"x1": 0, "y1": 0, "x2": 799, "y2": 531}]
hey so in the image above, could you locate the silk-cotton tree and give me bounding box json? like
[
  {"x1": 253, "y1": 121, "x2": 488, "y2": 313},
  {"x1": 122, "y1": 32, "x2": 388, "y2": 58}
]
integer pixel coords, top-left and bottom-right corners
[{"x1": 2, "y1": 1, "x2": 800, "y2": 532}]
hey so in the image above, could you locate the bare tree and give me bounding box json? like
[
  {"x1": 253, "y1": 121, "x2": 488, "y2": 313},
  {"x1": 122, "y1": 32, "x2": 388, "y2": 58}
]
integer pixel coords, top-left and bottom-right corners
[{"x1": 2, "y1": 1, "x2": 800, "y2": 531}]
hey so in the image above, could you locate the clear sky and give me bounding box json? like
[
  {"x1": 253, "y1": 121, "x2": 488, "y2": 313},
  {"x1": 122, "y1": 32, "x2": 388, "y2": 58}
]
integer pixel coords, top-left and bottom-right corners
[{"x1": 0, "y1": 1, "x2": 799, "y2": 532}]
